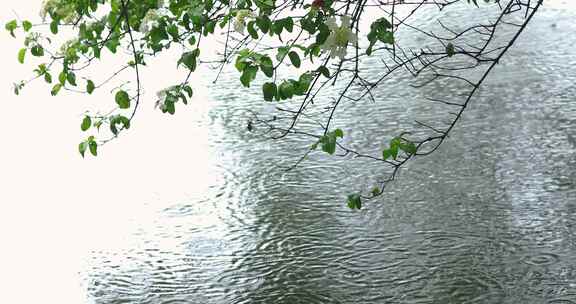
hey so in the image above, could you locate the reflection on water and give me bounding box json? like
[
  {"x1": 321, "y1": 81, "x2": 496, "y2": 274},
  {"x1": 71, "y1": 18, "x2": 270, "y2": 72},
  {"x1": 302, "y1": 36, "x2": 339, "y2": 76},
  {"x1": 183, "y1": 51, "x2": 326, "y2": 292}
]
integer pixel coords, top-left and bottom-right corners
[{"x1": 86, "y1": 2, "x2": 576, "y2": 304}]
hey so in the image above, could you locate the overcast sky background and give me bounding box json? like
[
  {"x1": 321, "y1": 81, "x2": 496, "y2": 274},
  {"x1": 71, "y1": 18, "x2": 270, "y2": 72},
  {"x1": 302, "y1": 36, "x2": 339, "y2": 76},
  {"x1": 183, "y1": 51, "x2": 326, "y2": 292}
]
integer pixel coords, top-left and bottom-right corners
[{"x1": 0, "y1": 1, "x2": 223, "y2": 303}]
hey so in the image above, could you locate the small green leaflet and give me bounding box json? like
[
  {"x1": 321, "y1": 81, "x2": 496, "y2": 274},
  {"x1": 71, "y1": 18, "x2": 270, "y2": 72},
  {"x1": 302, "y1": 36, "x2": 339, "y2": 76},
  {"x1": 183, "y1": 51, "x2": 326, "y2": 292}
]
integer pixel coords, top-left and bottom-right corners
[
  {"x1": 115, "y1": 90, "x2": 130, "y2": 109},
  {"x1": 86, "y1": 80, "x2": 95, "y2": 94},
  {"x1": 317, "y1": 66, "x2": 330, "y2": 78},
  {"x1": 88, "y1": 140, "x2": 98, "y2": 156},
  {"x1": 79, "y1": 141, "x2": 87, "y2": 157},
  {"x1": 347, "y1": 194, "x2": 362, "y2": 210},
  {"x1": 5, "y1": 20, "x2": 17, "y2": 37},
  {"x1": 18, "y1": 48, "x2": 26, "y2": 64},
  {"x1": 446, "y1": 43, "x2": 455, "y2": 57},
  {"x1": 262, "y1": 82, "x2": 277, "y2": 101},
  {"x1": 81, "y1": 116, "x2": 91, "y2": 131},
  {"x1": 317, "y1": 129, "x2": 344, "y2": 155},
  {"x1": 22, "y1": 20, "x2": 32, "y2": 32},
  {"x1": 288, "y1": 51, "x2": 301, "y2": 68},
  {"x1": 30, "y1": 45, "x2": 44, "y2": 57}
]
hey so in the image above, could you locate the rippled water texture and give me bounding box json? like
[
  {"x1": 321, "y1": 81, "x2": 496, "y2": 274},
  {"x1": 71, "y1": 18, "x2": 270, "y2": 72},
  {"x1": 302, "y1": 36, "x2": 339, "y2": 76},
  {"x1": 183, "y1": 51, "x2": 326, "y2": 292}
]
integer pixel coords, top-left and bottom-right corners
[{"x1": 86, "y1": 2, "x2": 576, "y2": 304}]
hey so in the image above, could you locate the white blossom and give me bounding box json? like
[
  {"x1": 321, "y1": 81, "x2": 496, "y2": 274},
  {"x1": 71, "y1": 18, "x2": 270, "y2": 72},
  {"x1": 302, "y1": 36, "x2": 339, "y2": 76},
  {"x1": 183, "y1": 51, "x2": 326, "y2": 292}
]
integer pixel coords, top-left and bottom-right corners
[
  {"x1": 233, "y1": 9, "x2": 255, "y2": 34},
  {"x1": 155, "y1": 86, "x2": 179, "y2": 110},
  {"x1": 40, "y1": 0, "x2": 78, "y2": 23},
  {"x1": 155, "y1": 88, "x2": 169, "y2": 109},
  {"x1": 139, "y1": 9, "x2": 161, "y2": 33},
  {"x1": 321, "y1": 15, "x2": 358, "y2": 60},
  {"x1": 40, "y1": 0, "x2": 53, "y2": 21},
  {"x1": 58, "y1": 38, "x2": 78, "y2": 56}
]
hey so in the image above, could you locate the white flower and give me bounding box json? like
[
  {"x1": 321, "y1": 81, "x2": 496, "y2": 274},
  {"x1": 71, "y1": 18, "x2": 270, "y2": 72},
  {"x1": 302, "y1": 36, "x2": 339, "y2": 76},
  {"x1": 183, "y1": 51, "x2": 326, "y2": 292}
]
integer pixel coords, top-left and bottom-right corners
[
  {"x1": 40, "y1": 0, "x2": 53, "y2": 21},
  {"x1": 139, "y1": 9, "x2": 161, "y2": 33},
  {"x1": 155, "y1": 88, "x2": 169, "y2": 109},
  {"x1": 155, "y1": 86, "x2": 179, "y2": 110},
  {"x1": 233, "y1": 9, "x2": 255, "y2": 34},
  {"x1": 58, "y1": 38, "x2": 78, "y2": 55},
  {"x1": 321, "y1": 15, "x2": 358, "y2": 60},
  {"x1": 40, "y1": 0, "x2": 78, "y2": 23}
]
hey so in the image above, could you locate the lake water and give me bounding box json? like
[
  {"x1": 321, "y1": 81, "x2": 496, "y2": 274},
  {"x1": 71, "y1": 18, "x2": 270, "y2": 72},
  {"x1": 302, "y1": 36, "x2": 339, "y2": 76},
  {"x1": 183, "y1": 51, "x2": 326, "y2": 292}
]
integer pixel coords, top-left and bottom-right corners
[{"x1": 79, "y1": 2, "x2": 576, "y2": 303}]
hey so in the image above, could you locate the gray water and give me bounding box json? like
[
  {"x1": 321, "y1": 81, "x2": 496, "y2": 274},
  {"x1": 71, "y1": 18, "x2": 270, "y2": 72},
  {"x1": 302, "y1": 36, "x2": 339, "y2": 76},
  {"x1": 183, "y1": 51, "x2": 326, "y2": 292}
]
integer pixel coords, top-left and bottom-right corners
[{"x1": 86, "y1": 2, "x2": 576, "y2": 304}]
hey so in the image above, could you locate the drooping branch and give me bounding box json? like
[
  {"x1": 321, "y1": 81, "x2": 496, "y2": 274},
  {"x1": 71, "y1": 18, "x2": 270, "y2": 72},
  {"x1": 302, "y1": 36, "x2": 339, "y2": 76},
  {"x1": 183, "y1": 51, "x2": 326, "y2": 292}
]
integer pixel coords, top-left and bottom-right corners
[{"x1": 9, "y1": 0, "x2": 543, "y2": 207}]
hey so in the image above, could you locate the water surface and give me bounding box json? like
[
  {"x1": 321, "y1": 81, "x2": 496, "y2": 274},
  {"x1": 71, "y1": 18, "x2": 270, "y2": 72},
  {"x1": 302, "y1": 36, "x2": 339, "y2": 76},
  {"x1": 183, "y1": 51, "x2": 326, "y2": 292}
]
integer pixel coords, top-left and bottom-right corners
[{"x1": 85, "y1": 2, "x2": 576, "y2": 303}]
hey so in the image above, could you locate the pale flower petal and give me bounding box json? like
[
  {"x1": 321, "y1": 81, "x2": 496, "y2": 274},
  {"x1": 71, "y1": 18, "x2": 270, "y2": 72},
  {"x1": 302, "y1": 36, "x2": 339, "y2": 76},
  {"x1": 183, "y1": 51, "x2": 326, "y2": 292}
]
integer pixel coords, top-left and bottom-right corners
[
  {"x1": 325, "y1": 17, "x2": 337, "y2": 29},
  {"x1": 320, "y1": 15, "x2": 355, "y2": 60},
  {"x1": 341, "y1": 15, "x2": 351, "y2": 28},
  {"x1": 234, "y1": 20, "x2": 245, "y2": 34},
  {"x1": 140, "y1": 9, "x2": 161, "y2": 34},
  {"x1": 234, "y1": 9, "x2": 255, "y2": 34}
]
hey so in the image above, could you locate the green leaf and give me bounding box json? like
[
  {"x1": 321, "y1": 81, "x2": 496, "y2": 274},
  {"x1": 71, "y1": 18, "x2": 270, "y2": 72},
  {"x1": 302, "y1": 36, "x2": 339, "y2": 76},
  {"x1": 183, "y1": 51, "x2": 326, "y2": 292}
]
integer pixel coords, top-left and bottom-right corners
[
  {"x1": 317, "y1": 66, "x2": 330, "y2": 78},
  {"x1": 13, "y1": 82, "x2": 25, "y2": 95},
  {"x1": 17, "y1": 48, "x2": 26, "y2": 64},
  {"x1": 203, "y1": 20, "x2": 216, "y2": 36},
  {"x1": 30, "y1": 45, "x2": 44, "y2": 57},
  {"x1": 178, "y1": 50, "x2": 199, "y2": 71},
  {"x1": 247, "y1": 21, "x2": 258, "y2": 39},
  {"x1": 5, "y1": 20, "x2": 17, "y2": 37},
  {"x1": 371, "y1": 187, "x2": 380, "y2": 197},
  {"x1": 44, "y1": 73, "x2": 52, "y2": 83},
  {"x1": 320, "y1": 136, "x2": 336, "y2": 154},
  {"x1": 382, "y1": 149, "x2": 391, "y2": 160},
  {"x1": 300, "y1": 17, "x2": 316, "y2": 34},
  {"x1": 110, "y1": 123, "x2": 119, "y2": 135},
  {"x1": 390, "y1": 144, "x2": 398, "y2": 159},
  {"x1": 259, "y1": 56, "x2": 274, "y2": 77},
  {"x1": 262, "y1": 82, "x2": 277, "y2": 101},
  {"x1": 86, "y1": 80, "x2": 95, "y2": 94},
  {"x1": 334, "y1": 128, "x2": 344, "y2": 138},
  {"x1": 282, "y1": 17, "x2": 294, "y2": 32},
  {"x1": 446, "y1": 43, "x2": 455, "y2": 57},
  {"x1": 288, "y1": 51, "x2": 301, "y2": 68},
  {"x1": 22, "y1": 21, "x2": 32, "y2": 32},
  {"x1": 366, "y1": 18, "x2": 394, "y2": 54},
  {"x1": 167, "y1": 24, "x2": 179, "y2": 41},
  {"x1": 400, "y1": 142, "x2": 417, "y2": 155},
  {"x1": 183, "y1": 85, "x2": 193, "y2": 98},
  {"x1": 240, "y1": 65, "x2": 258, "y2": 87},
  {"x1": 272, "y1": 21, "x2": 283, "y2": 36},
  {"x1": 188, "y1": 36, "x2": 196, "y2": 46},
  {"x1": 58, "y1": 71, "x2": 66, "y2": 85},
  {"x1": 88, "y1": 140, "x2": 98, "y2": 156},
  {"x1": 79, "y1": 141, "x2": 87, "y2": 157},
  {"x1": 81, "y1": 116, "x2": 91, "y2": 131},
  {"x1": 255, "y1": 16, "x2": 270, "y2": 33},
  {"x1": 278, "y1": 80, "x2": 294, "y2": 99},
  {"x1": 67, "y1": 72, "x2": 77, "y2": 86},
  {"x1": 109, "y1": 115, "x2": 131, "y2": 135},
  {"x1": 347, "y1": 194, "x2": 362, "y2": 210},
  {"x1": 50, "y1": 20, "x2": 58, "y2": 34},
  {"x1": 164, "y1": 100, "x2": 175, "y2": 114},
  {"x1": 315, "y1": 24, "x2": 330, "y2": 44},
  {"x1": 319, "y1": 129, "x2": 344, "y2": 155},
  {"x1": 51, "y1": 84, "x2": 62, "y2": 96},
  {"x1": 296, "y1": 72, "x2": 313, "y2": 95},
  {"x1": 179, "y1": 93, "x2": 188, "y2": 105},
  {"x1": 276, "y1": 46, "x2": 289, "y2": 62},
  {"x1": 115, "y1": 90, "x2": 130, "y2": 109}
]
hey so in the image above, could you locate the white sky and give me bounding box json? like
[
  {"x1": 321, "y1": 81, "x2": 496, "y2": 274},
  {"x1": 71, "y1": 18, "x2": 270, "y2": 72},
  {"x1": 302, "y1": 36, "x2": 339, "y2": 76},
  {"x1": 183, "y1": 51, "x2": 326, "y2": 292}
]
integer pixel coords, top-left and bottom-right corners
[{"x1": 0, "y1": 1, "x2": 221, "y2": 303}]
